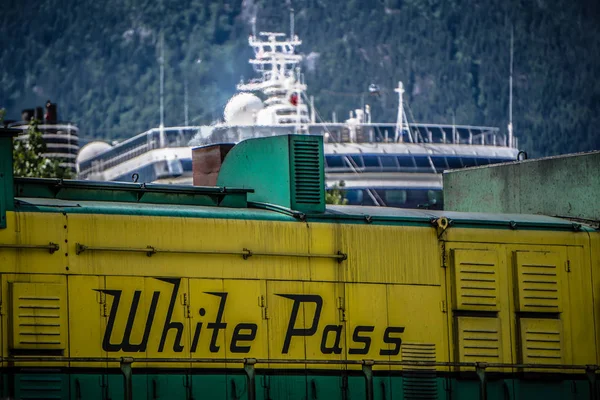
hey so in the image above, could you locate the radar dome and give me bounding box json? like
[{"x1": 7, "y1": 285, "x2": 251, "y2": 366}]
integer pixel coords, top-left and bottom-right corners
[
  {"x1": 76, "y1": 141, "x2": 112, "y2": 164},
  {"x1": 224, "y1": 93, "x2": 264, "y2": 125}
]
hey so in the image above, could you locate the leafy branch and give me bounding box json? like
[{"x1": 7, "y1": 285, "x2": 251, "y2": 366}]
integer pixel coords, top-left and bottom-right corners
[{"x1": 12, "y1": 119, "x2": 74, "y2": 179}]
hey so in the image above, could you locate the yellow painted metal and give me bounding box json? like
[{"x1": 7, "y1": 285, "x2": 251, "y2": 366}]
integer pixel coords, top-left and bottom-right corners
[
  {"x1": 266, "y1": 280, "x2": 305, "y2": 366},
  {"x1": 519, "y1": 318, "x2": 563, "y2": 365},
  {"x1": 67, "y1": 275, "x2": 107, "y2": 369},
  {"x1": 1, "y1": 274, "x2": 68, "y2": 368},
  {"x1": 456, "y1": 316, "x2": 505, "y2": 364},
  {"x1": 0, "y1": 210, "x2": 597, "y2": 377},
  {"x1": 341, "y1": 225, "x2": 441, "y2": 285},
  {"x1": 10, "y1": 281, "x2": 67, "y2": 351},
  {"x1": 451, "y1": 249, "x2": 500, "y2": 312},
  {"x1": 387, "y1": 285, "x2": 446, "y2": 372},
  {"x1": 0, "y1": 212, "x2": 66, "y2": 275},
  {"x1": 591, "y1": 232, "x2": 600, "y2": 365},
  {"x1": 345, "y1": 283, "x2": 390, "y2": 371},
  {"x1": 513, "y1": 250, "x2": 565, "y2": 313}
]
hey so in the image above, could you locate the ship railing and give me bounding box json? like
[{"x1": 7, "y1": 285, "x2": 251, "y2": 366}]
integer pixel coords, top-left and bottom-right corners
[
  {"x1": 8, "y1": 120, "x2": 79, "y2": 132},
  {"x1": 78, "y1": 127, "x2": 200, "y2": 178},
  {"x1": 207, "y1": 122, "x2": 512, "y2": 148}
]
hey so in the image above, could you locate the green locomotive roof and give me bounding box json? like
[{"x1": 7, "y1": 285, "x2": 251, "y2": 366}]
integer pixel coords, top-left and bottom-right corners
[{"x1": 14, "y1": 195, "x2": 590, "y2": 232}]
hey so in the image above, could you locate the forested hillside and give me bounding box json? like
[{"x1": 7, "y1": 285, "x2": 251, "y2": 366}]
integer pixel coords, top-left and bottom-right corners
[{"x1": 1, "y1": 0, "x2": 599, "y2": 156}]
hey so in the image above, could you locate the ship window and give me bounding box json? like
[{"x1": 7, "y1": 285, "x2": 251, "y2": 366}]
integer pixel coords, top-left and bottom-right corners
[
  {"x1": 397, "y1": 156, "x2": 415, "y2": 168},
  {"x1": 414, "y1": 156, "x2": 432, "y2": 170},
  {"x1": 428, "y1": 190, "x2": 443, "y2": 206},
  {"x1": 325, "y1": 156, "x2": 344, "y2": 168},
  {"x1": 431, "y1": 156, "x2": 448, "y2": 172},
  {"x1": 475, "y1": 158, "x2": 491, "y2": 166},
  {"x1": 446, "y1": 157, "x2": 463, "y2": 169},
  {"x1": 380, "y1": 155, "x2": 398, "y2": 170},
  {"x1": 362, "y1": 155, "x2": 380, "y2": 169},
  {"x1": 385, "y1": 190, "x2": 407, "y2": 206},
  {"x1": 461, "y1": 157, "x2": 478, "y2": 167},
  {"x1": 349, "y1": 156, "x2": 364, "y2": 168}
]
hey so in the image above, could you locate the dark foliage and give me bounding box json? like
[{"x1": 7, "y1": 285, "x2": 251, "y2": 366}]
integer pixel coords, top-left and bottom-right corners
[{"x1": 1, "y1": 0, "x2": 599, "y2": 156}]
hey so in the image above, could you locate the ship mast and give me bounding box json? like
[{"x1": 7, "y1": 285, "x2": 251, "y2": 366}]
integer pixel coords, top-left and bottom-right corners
[
  {"x1": 508, "y1": 26, "x2": 514, "y2": 148},
  {"x1": 238, "y1": 31, "x2": 309, "y2": 127},
  {"x1": 395, "y1": 81, "x2": 412, "y2": 143}
]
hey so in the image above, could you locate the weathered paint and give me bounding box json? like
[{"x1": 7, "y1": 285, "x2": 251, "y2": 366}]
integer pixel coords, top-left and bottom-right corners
[
  {"x1": 443, "y1": 150, "x2": 600, "y2": 222},
  {"x1": 0, "y1": 209, "x2": 598, "y2": 399}
]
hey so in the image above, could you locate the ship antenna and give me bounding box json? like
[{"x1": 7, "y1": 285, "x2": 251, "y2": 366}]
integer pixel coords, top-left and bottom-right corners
[
  {"x1": 159, "y1": 30, "x2": 165, "y2": 147},
  {"x1": 508, "y1": 25, "x2": 514, "y2": 148}
]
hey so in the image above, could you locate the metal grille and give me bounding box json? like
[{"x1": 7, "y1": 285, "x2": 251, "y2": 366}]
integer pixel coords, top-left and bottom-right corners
[
  {"x1": 11, "y1": 283, "x2": 65, "y2": 351},
  {"x1": 402, "y1": 343, "x2": 438, "y2": 400},
  {"x1": 453, "y1": 249, "x2": 498, "y2": 311},
  {"x1": 520, "y1": 318, "x2": 563, "y2": 364},
  {"x1": 17, "y1": 375, "x2": 66, "y2": 399},
  {"x1": 291, "y1": 139, "x2": 322, "y2": 205},
  {"x1": 515, "y1": 252, "x2": 561, "y2": 312},
  {"x1": 457, "y1": 317, "x2": 501, "y2": 362}
]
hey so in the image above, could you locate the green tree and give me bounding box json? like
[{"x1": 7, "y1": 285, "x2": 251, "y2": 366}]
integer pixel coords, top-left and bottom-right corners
[
  {"x1": 12, "y1": 119, "x2": 74, "y2": 179},
  {"x1": 325, "y1": 180, "x2": 349, "y2": 205}
]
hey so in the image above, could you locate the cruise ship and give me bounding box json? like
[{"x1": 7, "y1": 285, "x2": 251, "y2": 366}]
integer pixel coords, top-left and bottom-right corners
[{"x1": 76, "y1": 31, "x2": 519, "y2": 209}]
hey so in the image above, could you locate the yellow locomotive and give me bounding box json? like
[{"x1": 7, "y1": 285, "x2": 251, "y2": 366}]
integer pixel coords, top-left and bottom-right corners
[{"x1": 0, "y1": 130, "x2": 598, "y2": 399}]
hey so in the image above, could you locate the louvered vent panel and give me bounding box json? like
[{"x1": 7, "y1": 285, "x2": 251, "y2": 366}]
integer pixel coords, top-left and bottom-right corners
[
  {"x1": 16, "y1": 375, "x2": 66, "y2": 399},
  {"x1": 452, "y1": 249, "x2": 499, "y2": 311},
  {"x1": 11, "y1": 282, "x2": 66, "y2": 352},
  {"x1": 401, "y1": 343, "x2": 438, "y2": 400},
  {"x1": 291, "y1": 139, "x2": 323, "y2": 206},
  {"x1": 457, "y1": 317, "x2": 502, "y2": 363},
  {"x1": 519, "y1": 318, "x2": 563, "y2": 364},
  {"x1": 515, "y1": 252, "x2": 561, "y2": 312}
]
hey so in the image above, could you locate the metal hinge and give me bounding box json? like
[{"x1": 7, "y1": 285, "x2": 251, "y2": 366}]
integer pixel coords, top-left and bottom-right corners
[
  {"x1": 441, "y1": 242, "x2": 447, "y2": 268},
  {"x1": 259, "y1": 295, "x2": 269, "y2": 320},
  {"x1": 565, "y1": 260, "x2": 571, "y2": 273},
  {"x1": 337, "y1": 297, "x2": 346, "y2": 322},
  {"x1": 182, "y1": 293, "x2": 191, "y2": 318},
  {"x1": 440, "y1": 300, "x2": 447, "y2": 313},
  {"x1": 98, "y1": 291, "x2": 107, "y2": 317}
]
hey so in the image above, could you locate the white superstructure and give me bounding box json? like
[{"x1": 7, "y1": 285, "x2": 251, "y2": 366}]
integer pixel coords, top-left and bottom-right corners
[{"x1": 76, "y1": 30, "x2": 519, "y2": 209}]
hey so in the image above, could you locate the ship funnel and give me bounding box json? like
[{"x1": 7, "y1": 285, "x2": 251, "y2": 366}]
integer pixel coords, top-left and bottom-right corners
[{"x1": 213, "y1": 134, "x2": 325, "y2": 213}]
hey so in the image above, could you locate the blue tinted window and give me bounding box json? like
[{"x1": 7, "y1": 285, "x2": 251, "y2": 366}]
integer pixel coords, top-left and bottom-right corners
[
  {"x1": 461, "y1": 157, "x2": 478, "y2": 167},
  {"x1": 350, "y1": 156, "x2": 363, "y2": 168},
  {"x1": 414, "y1": 156, "x2": 431, "y2": 168},
  {"x1": 363, "y1": 155, "x2": 380, "y2": 168},
  {"x1": 446, "y1": 157, "x2": 463, "y2": 169},
  {"x1": 397, "y1": 156, "x2": 415, "y2": 167},
  {"x1": 431, "y1": 156, "x2": 448, "y2": 172},
  {"x1": 326, "y1": 156, "x2": 344, "y2": 168},
  {"x1": 380, "y1": 155, "x2": 398, "y2": 169},
  {"x1": 180, "y1": 159, "x2": 193, "y2": 172}
]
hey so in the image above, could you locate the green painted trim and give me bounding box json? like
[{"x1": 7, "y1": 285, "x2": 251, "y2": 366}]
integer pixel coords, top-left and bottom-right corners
[
  {"x1": 14, "y1": 178, "x2": 251, "y2": 208},
  {"x1": 1, "y1": 369, "x2": 593, "y2": 400},
  {"x1": 0, "y1": 129, "x2": 18, "y2": 228},
  {"x1": 14, "y1": 199, "x2": 298, "y2": 222},
  {"x1": 13, "y1": 197, "x2": 592, "y2": 232}
]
